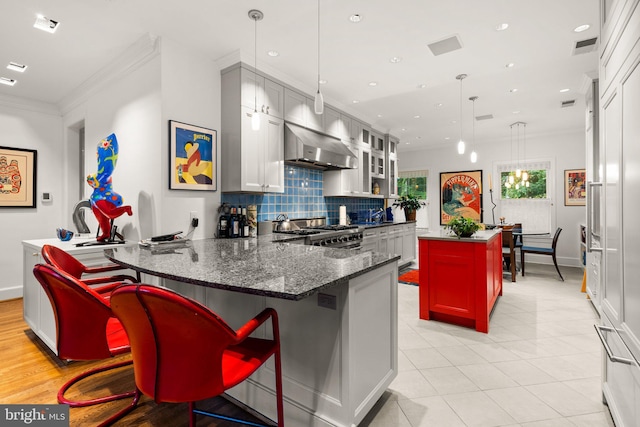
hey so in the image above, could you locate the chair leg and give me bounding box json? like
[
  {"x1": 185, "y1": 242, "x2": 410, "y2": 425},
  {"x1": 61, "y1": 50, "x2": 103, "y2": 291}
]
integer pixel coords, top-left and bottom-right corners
[
  {"x1": 189, "y1": 402, "x2": 196, "y2": 427},
  {"x1": 97, "y1": 388, "x2": 142, "y2": 427},
  {"x1": 521, "y1": 251, "x2": 526, "y2": 276},
  {"x1": 58, "y1": 360, "x2": 135, "y2": 407},
  {"x1": 274, "y1": 347, "x2": 285, "y2": 427},
  {"x1": 552, "y1": 254, "x2": 564, "y2": 281}
]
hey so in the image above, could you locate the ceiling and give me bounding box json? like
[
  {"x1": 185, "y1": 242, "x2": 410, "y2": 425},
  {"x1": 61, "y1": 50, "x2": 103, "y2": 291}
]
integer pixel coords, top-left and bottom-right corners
[{"x1": 1, "y1": 0, "x2": 599, "y2": 153}]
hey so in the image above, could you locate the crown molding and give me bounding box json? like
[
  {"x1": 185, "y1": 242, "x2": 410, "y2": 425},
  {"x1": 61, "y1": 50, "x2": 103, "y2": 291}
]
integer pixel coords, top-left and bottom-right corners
[
  {"x1": 0, "y1": 93, "x2": 60, "y2": 116},
  {"x1": 59, "y1": 33, "x2": 160, "y2": 115}
]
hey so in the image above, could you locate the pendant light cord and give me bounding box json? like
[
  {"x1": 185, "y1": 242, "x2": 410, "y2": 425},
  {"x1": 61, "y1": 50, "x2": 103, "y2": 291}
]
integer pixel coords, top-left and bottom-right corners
[
  {"x1": 459, "y1": 78, "x2": 463, "y2": 142},
  {"x1": 254, "y1": 16, "x2": 258, "y2": 113},
  {"x1": 317, "y1": 0, "x2": 321, "y2": 92}
]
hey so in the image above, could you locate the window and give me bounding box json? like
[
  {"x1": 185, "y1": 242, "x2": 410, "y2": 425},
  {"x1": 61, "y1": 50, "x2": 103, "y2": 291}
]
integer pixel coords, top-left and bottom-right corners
[
  {"x1": 398, "y1": 170, "x2": 427, "y2": 199},
  {"x1": 496, "y1": 160, "x2": 554, "y2": 233}
]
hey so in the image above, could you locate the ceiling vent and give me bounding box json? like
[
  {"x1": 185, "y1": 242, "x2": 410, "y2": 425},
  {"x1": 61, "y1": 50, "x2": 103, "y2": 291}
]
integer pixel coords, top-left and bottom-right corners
[
  {"x1": 475, "y1": 114, "x2": 493, "y2": 121},
  {"x1": 427, "y1": 35, "x2": 463, "y2": 56},
  {"x1": 561, "y1": 99, "x2": 576, "y2": 108},
  {"x1": 572, "y1": 37, "x2": 598, "y2": 55}
]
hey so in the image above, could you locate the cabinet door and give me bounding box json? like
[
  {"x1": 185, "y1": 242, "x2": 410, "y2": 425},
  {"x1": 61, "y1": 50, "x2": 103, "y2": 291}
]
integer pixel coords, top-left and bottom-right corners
[
  {"x1": 340, "y1": 114, "x2": 352, "y2": 142},
  {"x1": 351, "y1": 120, "x2": 363, "y2": 145},
  {"x1": 402, "y1": 226, "x2": 416, "y2": 263},
  {"x1": 388, "y1": 157, "x2": 398, "y2": 197},
  {"x1": 241, "y1": 68, "x2": 264, "y2": 111},
  {"x1": 263, "y1": 115, "x2": 285, "y2": 193},
  {"x1": 263, "y1": 78, "x2": 284, "y2": 118},
  {"x1": 360, "y1": 147, "x2": 370, "y2": 195},
  {"x1": 324, "y1": 106, "x2": 342, "y2": 138},
  {"x1": 284, "y1": 88, "x2": 306, "y2": 126},
  {"x1": 305, "y1": 97, "x2": 323, "y2": 132},
  {"x1": 241, "y1": 107, "x2": 266, "y2": 192}
]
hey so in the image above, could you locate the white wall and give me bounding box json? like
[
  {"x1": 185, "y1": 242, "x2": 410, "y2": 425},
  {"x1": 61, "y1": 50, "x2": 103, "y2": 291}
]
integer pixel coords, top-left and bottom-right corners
[
  {"x1": 0, "y1": 101, "x2": 64, "y2": 299},
  {"x1": 399, "y1": 129, "x2": 586, "y2": 267},
  {"x1": 0, "y1": 35, "x2": 222, "y2": 301}
]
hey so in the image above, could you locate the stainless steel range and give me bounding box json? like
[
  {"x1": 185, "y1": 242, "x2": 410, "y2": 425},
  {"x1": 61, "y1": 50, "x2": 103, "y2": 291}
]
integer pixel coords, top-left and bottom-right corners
[{"x1": 272, "y1": 219, "x2": 363, "y2": 249}]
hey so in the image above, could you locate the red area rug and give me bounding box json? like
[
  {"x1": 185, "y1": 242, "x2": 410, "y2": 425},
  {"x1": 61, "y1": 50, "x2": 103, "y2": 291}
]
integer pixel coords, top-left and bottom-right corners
[{"x1": 398, "y1": 269, "x2": 419, "y2": 285}]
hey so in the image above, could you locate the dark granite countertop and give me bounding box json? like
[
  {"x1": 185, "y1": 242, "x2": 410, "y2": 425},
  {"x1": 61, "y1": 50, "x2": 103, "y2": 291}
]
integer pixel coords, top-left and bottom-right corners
[
  {"x1": 105, "y1": 237, "x2": 399, "y2": 301},
  {"x1": 357, "y1": 221, "x2": 416, "y2": 229}
]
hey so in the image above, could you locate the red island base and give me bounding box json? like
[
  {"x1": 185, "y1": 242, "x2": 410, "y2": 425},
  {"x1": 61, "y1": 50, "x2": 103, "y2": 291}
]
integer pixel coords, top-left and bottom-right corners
[{"x1": 418, "y1": 230, "x2": 503, "y2": 333}]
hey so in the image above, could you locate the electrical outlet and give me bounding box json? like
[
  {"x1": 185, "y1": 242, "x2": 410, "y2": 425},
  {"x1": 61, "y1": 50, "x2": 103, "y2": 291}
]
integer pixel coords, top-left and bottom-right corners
[{"x1": 190, "y1": 211, "x2": 199, "y2": 228}]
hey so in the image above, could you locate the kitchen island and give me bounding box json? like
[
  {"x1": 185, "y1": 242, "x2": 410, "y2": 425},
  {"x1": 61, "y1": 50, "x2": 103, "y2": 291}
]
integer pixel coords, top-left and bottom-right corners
[
  {"x1": 106, "y1": 237, "x2": 399, "y2": 427},
  {"x1": 418, "y1": 229, "x2": 502, "y2": 333}
]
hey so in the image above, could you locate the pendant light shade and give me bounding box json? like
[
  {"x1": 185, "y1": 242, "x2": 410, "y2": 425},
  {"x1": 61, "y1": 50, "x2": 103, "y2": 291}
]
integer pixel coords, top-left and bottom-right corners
[
  {"x1": 455, "y1": 74, "x2": 467, "y2": 155},
  {"x1": 314, "y1": 0, "x2": 324, "y2": 115},
  {"x1": 470, "y1": 150, "x2": 478, "y2": 163},
  {"x1": 249, "y1": 9, "x2": 263, "y2": 131}
]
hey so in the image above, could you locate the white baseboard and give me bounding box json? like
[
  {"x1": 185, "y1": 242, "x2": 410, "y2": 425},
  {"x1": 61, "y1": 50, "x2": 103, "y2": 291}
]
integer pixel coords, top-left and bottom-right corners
[{"x1": 0, "y1": 285, "x2": 23, "y2": 302}]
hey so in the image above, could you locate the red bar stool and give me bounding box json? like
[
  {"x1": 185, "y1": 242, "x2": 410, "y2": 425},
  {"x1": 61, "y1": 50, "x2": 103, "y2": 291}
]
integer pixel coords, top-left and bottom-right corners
[
  {"x1": 32, "y1": 264, "x2": 139, "y2": 426},
  {"x1": 110, "y1": 284, "x2": 285, "y2": 427},
  {"x1": 41, "y1": 244, "x2": 139, "y2": 298}
]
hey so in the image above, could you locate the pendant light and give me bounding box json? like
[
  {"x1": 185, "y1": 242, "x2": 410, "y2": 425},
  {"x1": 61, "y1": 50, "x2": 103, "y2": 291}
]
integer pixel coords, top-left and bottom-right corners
[
  {"x1": 314, "y1": 0, "x2": 324, "y2": 114},
  {"x1": 248, "y1": 9, "x2": 263, "y2": 131},
  {"x1": 455, "y1": 74, "x2": 467, "y2": 155},
  {"x1": 469, "y1": 95, "x2": 478, "y2": 163}
]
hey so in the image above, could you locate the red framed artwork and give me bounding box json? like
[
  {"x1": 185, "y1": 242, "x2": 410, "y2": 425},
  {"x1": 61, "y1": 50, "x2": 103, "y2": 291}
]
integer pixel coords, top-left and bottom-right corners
[
  {"x1": 440, "y1": 170, "x2": 483, "y2": 225},
  {"x1": 565, "y1": 169, "x2": 586, "y2": 206}
]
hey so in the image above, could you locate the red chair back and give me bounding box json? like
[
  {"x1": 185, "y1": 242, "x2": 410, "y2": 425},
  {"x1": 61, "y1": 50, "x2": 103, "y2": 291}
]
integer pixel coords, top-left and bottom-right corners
[
  {"x1": 41, "y1": 245, "x2": 86, "y2": 279},
  {"x1": 110, "y1": 284, "x2": 238, "y2": 403},
  {"x1": 32, "y1": 263, "x2": 128, "y2": 360}
]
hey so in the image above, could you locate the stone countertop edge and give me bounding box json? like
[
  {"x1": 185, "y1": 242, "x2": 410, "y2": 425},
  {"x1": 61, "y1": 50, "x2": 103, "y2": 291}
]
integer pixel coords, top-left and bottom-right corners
[
  {"x1": 359, "y1": 221, "x2": 416, "y2": 229},
  {"x1": 104, "y1": 238, "x2": 400, "y2": 302},
  {"x1": 417, "y1": 229, "x2": 501, "y2": 242}
]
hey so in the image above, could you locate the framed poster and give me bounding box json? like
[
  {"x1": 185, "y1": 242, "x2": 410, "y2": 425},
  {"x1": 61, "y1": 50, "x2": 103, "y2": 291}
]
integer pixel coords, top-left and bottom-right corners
[
  {"x1": 564, "y1": 169, "x2": 586, "y2": 206},
  {"x1": 440, "y1": 170, "x2": 483, "y2": 225},
  {"x1": 0, "y1": 146, "x2": 37, "y2": 208},
  {"x1": 169, "y1": 120, "x2": 217, "y2": 191}
]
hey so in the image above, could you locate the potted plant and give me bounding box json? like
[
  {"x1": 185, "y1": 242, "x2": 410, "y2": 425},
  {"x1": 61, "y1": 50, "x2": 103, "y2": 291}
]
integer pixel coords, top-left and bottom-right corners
[
  {"x1": 392, "y1": 194, "x2": 425, "y2": 221},
  {"x1": 445, "y1": 216, "x2": 481, "y2": 238}
]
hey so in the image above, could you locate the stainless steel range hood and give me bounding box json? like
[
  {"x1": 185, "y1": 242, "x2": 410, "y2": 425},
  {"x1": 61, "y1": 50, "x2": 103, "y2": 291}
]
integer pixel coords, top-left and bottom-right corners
[{"x1": 284, "y1": 122, "x2": 357, "y2": 170}]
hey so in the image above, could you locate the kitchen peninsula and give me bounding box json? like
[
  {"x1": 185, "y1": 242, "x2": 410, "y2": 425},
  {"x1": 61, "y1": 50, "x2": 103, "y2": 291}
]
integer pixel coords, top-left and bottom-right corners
[
  {"x1": 418, "y1": 229, "x2": 502, "y2": 333},
  {"x1": 106, "y1": 236, "x2": 399, "y2": 427}
]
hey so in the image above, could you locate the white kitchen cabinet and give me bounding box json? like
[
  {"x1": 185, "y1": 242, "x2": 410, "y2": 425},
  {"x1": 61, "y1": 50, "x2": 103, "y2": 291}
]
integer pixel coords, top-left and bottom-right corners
[
  {"x1": 386, "y1": 134, "x2": 399, "y2": 198},
  {"x1": 240, "y1": 67, "x2": 284, "y2": 119},
  {"x1": 324, "y1": 106, "x2": 342, "y2": 139},
  {"x1": 22, "y1": 238, "x2": 136, "y2": 356},
  {"x1": 283, "y1": 88, "x2": 323, "y2": 132},
  {"x1": 340, "y1": 114, "x2": 353, "y2": 142},
  {"x1": 595, "y1": 1, "x2": 640, "y2": 426},
  {"x1": 222, "y1": 64, "x2": 285, "y2": 193},
  {"x1": 305, "y1": 98, "x2": 323, "y2": 132},
  {"x1": 323, "y1": 143, "x2": 372, "y2": 197},
  {"x1": 360, "y1": 223, "x2": 416, "y2": 267}
]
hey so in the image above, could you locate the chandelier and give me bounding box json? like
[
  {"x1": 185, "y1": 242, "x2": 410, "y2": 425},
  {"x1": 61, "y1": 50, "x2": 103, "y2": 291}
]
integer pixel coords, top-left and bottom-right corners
[{"x1": 505, "y1": 122, "x2": 529, "y2": 190}]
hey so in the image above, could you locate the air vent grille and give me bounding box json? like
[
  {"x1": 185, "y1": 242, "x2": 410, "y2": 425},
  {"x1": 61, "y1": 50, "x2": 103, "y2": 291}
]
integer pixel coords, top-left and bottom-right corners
[
  {"x1": 475, "y1": 114, "x2": 493, "y2": 121},
  {"x1": 561, "y1": 100, "x2": 576, "y2": 108},
  {"x1": 427, "y1": 35, "x2": 463, "y2": 56},
  {"x1": 572, "y1": 37, "x2": 598, "y2": 55}
]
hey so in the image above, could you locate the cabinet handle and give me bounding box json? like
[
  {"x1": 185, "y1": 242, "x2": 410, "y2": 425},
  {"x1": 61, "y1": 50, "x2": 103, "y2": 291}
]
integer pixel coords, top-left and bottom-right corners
[
  {"x1": 261, "y1": 105, "x2": 266, "y2": 113},
  {"x1": 586, "y1": 181, "x2": 603, "y2": 253},
  {"x1": 594, "y1": 325, "x2": 638, "y2": 366},
  {"x1": 266, "y1": 106, "x2": 270, "y2": 115}
]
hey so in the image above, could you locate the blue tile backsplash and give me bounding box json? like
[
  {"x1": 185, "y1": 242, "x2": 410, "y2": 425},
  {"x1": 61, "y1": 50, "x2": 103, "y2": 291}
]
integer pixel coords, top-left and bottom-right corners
[{"x1": 222, "y1": 165, "x2": 384, "y2": 224}]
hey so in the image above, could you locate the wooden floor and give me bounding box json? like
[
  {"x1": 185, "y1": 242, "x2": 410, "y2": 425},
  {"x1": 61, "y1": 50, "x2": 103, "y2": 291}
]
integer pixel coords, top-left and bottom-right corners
[{"x1": 0, "y1": 298, "x2": 273, "y2": 426}]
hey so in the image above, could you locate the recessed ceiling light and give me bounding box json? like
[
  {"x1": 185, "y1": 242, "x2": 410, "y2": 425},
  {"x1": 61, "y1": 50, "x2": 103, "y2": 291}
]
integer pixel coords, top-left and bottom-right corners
[
  {"x1": 413, "y1": 115, "x2": 421, "y2": 119},
  {"x1": 509, "y1": 88, "x2": 518, "y2": 93},
  {"x1": 349, "y1": 14, "x2": 362, "y2": 23},
  {"x1": 377, "y1": 114, "x2": 383, "y2": 118},
  {"x1": 435, "y1": 103, "x2": 443, "y2": 108},
  {"x1": 389, "y1": 56, "x2": 402, "y2": 63},
  {"x1": 0, "y1": 77, "x2": 17, "y2": 86},
  {"x1": 267, "y1": 50, "x2": 279, "y2": 57},
  {"x1": 319, "y1": 79, "x2": 327, "y2": 85},
  {"x1": 574, "y1": 24, "x2": 590, "y2": 33},
  {"x1": 369, "y1": 81, "x2": 378, "y2": 87},
  {"x1": 495, "y1": 23, "x2": 509, "y2": 31},
  {"x1": 401, "y1": 128, "x2": 406, "y2": 132},
  {"x1": 505, "y1": 62, "x2": 515, "y2": 68},
  {"x1": 451, "y1": 120, "x2": 457, "y2": 124},
  {"x1": 444, "y1": 137, "x2": 450, "y2": 140},
  {"x1": 7, "y1": 62, "x2": 27, "y2": 72},
  {"x1": 406, "y1": 142, "x2": 411, "y2": 145},
  {"x1": 560, "y1": 88, "x2": 570, "y2": 93},
  {"x1": 352, "y1": 100, "x2": 359, "y2": 104},
  {"x1": 417, "y1": 84, "x2": 426, "y2": 89},
  {"x1": 415, "y1": 136, "x2": 422, "y2": 139},
  {"x1": 34, "y1": 14, "x2": 59, "y2": 33}
]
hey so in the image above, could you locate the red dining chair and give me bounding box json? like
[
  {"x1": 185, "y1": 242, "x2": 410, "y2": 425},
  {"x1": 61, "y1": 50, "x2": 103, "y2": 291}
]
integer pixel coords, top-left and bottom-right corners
[
  {"x1": 110, "y1": 284, "x2": 285, "y2": 427},
  {"x1": 41, "y1": 244, "x2": 139, "y2": 297},
  {"x1": 32, "y1": 264, "x2": 139, "y2": 425}
]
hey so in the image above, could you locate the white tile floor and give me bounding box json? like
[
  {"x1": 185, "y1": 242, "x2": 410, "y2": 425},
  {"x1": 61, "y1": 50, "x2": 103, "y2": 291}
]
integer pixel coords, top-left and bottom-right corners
[{"x1": 360, "y1": 263, "x2": 615, "y2": 427}]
